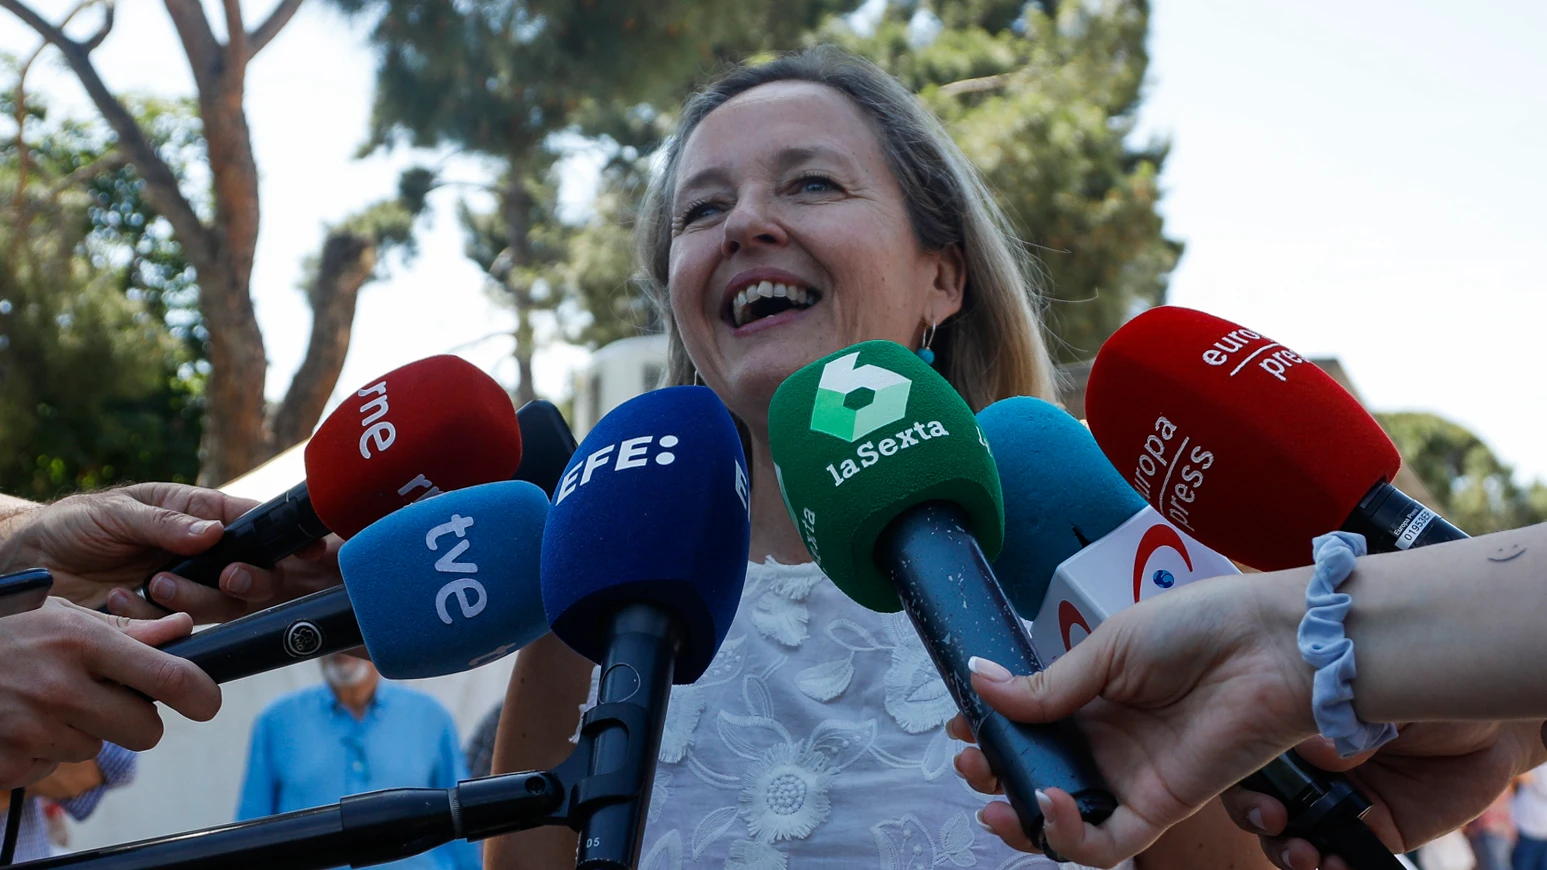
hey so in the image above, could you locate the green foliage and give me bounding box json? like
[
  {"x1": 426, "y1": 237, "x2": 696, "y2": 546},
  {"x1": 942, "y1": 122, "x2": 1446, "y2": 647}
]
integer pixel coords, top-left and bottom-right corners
[
  {"x1": 831, "y1": 0, "x2": 1181, "y2": 362},
  {"x1": 337, "y1": 0, "x2": 862, "y2": 387},
  {"x1": 343, "y1": 0, "x2": 856, "y2": 157},
  {"x1": 347, "y1": 0, "x2": 1179, "y2": 375},
  {"x1": 1375, "y1": 411, "x2": 1547, "y2": 534},
  {"x1": 0, "y1": 90, "x2": 204, "y2": 498}
]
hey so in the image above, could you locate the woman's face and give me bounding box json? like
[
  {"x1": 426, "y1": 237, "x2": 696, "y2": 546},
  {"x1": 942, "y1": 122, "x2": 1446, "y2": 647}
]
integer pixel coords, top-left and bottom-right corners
[{"x1": 668, "y1": 80, "x2": 963, "y2": 430}]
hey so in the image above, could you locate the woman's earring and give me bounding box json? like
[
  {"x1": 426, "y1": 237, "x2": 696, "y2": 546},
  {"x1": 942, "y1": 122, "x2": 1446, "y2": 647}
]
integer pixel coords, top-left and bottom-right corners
[
  {"x1": 917, "y1": 321, "x2": 938, "y2": 367},
  {"x1": 693, "y1": 369, "x2": 703, "y2": 387}
]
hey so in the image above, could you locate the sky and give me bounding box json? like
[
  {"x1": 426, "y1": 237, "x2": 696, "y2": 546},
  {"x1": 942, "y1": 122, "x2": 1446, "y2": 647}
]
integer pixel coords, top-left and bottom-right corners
[{"x1": 4, "y1": 0, "x2": 1544, "y2": 482}]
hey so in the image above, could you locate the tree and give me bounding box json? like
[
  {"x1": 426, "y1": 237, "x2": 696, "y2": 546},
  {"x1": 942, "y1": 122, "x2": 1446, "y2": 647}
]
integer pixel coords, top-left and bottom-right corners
[
  {"x1": 833, "y1": 0, "x2": 1182, "y2": 361},
  {"x1": 336, "y1": 0, "x2": 859, "y2": 402},
  {"x1": 1375, "y1": 411, "x2": 1547, "y2": 535},
  {"x1": 0, "y1": 88, "x2": 203, "y2": 497},
  {"x1": 1, "y1": 0, "x2": 417, "y2": 483}
]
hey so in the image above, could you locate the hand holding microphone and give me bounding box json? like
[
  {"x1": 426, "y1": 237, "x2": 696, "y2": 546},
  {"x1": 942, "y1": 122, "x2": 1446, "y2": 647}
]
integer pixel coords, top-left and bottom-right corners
[
  {"x1": 0, "y1": 483, "x2": 271, "y2": 616},
  {"x1": 0, "y1": 598, "x2": 220, "y2": 790},
  {"x1": 1083, "y1": 306, "x2": 1531, "y2": 868},
  {"x1": 954, "y1": 520, "x2": 1547, "y2": 868},
  {"x1": 767, "y1": 341, "x2": 1114, "y2": 858}
]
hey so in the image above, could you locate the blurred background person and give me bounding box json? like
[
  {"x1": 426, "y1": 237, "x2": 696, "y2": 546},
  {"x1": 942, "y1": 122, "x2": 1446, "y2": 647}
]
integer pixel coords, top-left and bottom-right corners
[
  {"x1": 1515, "y1": 764, "x2": 1547, "y2": 870},
  {"x1": 0, "y1": 744, "x2": 136, "y2": 861},
  {"x1": 235, "y1": 653, "x2": 477, "y2": 870},
  {"x1": 1467, "y1": 786, "x2": 1517, "y2": 870}
]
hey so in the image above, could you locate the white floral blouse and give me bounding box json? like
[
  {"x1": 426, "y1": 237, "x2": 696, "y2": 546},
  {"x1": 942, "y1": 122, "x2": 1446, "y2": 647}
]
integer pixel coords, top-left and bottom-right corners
[{"x1": 582, "y1": 558, "x2": 1133, "y2": 870}]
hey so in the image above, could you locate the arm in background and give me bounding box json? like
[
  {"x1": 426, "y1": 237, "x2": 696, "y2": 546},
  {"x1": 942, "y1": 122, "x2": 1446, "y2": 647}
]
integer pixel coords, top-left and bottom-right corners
[{"x1": 481, "y1": 633, "x2": 595, "y2": 870}]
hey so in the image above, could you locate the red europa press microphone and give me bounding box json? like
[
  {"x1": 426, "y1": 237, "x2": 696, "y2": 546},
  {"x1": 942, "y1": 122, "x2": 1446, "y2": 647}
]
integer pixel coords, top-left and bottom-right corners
[
  {"x1": 1084, "y1": 305, "x2": 1465, "y2": 572},
  {"x1": 147, "y1": 355, "x2": 523, "y2": 592}
]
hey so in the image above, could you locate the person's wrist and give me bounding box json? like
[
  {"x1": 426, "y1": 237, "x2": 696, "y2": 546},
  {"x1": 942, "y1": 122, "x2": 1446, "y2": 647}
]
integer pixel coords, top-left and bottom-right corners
[
  {"x1": 1246, "y1": 568, "x2": 1319, "y2": 739},
  {"x1": 0, "y1": 503, "x2": 42, "y2": 573}
]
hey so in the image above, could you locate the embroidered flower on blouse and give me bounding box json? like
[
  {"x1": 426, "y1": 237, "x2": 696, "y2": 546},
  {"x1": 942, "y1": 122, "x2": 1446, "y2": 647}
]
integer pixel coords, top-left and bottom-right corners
[
  {"x1": 659, "y1": 684, "x2": 707, "y2": 764},
  {"x1": 738, "y1": 743, "x2": 835, "y2": 843},
  {"x1": 749, "y1": 561, "x2": 826, "y2": 647},
  {"x1": 883, "y1": 614, "x2": 957, "y2": 733},
  {"x1": 647, "y1": 768, "x2": 672, "y2": 824},
  {"x1": 726, "y1": 838, "x2": 788, "y2": 870}
]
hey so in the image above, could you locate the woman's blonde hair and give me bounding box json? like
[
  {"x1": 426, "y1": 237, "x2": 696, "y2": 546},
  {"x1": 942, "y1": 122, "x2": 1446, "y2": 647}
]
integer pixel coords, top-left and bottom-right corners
[{"x1": 636, "y1": 45, "x2": 1057, "y2": 410}]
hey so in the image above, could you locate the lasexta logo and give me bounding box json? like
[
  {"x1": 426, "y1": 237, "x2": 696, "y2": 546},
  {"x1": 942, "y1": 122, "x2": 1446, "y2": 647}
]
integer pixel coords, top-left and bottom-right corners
[{"x1": 809, "y1": 352, "x2": 911, "y2": 442}]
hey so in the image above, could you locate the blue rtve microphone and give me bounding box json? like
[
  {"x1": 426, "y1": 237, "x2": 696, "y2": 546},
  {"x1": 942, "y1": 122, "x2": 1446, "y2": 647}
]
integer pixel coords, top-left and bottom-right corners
[
  {"x1": 979, "y1": 397, "x2": 1403, "y2": 870},
  {"x1": 159, "y1": 480, "x2": 551, "y2": 682},
  {"x1": 542, "y1": 386, "x2": 750, "y2": 870}
]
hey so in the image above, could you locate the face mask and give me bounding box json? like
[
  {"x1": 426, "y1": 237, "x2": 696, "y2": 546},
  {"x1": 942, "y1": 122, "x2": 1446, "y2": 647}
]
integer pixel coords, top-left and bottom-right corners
[{"x1": 322, "y1": 657, "x2": 371, "y2": 688}]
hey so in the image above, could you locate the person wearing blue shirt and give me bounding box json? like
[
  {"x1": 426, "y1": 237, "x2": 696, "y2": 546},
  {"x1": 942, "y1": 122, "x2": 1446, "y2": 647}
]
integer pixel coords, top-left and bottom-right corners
[{"x1": 236, "y1": 653, "x2": 478, "y2": 870}]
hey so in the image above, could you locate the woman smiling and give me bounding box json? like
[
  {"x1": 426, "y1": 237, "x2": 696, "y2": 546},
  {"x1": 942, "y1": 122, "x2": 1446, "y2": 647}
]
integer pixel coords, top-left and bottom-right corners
[{"x1": 486, "y1": 46, "x2": 1269, "y2": 870}]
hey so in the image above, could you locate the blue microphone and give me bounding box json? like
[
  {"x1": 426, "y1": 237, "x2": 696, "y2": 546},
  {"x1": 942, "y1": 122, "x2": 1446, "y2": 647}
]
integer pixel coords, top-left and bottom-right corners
[
  {"x1": 159, "y1": 481, "x2": 550, "y2": 682},
  {"x1": 542, "y1": 386, "x2": 750, "y2": 869}
]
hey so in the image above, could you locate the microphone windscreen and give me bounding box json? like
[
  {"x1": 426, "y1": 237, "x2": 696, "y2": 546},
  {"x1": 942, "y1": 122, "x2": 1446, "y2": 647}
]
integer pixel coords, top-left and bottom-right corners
[
  {"x1": 305, "y1": 355, "x2": 524, "y2": 538},
  {"x1": 768, "y1": 341, "x2": 1004, "y2": 612},
  {"x1": 541, "y1": 386, "x2": 750, "y2": 683},
  {"x1": 978, "y1": 397, "x2": 1148, "y2": 617},
  {"x1": 514, "y1": 400, "x2": 579, "y2": 499},
  {"x1": 339, "y1": 480, "x2": 549, "y2": 679},
  {"x1": 1086, "y1": 306, "x2": 1401, "y2": 571}
]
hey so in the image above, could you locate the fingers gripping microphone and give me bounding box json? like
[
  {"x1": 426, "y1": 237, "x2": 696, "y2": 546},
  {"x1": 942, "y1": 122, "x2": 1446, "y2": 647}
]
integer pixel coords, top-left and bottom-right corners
[
  {"x1": 158, "y1": 481, "x2": 551, "y2": 681},
  {"x1": 1085, "y1": 306, "x2": 1465, "y2": 571},
  {"x1": 541, "y1": 386, "x2": 750, "y2": 870},
  {"x1": 767, "y1": 341, "x2": 1114, "y2": 857},
  {"x1": 153, "y1": 355, "x2": 524, "y2": 590}
]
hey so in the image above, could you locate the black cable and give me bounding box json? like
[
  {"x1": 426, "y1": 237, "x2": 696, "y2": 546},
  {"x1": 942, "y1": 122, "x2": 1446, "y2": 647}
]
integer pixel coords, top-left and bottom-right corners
[{"x1": 2, "y1": 786, "x2": 23, "y2": 865}]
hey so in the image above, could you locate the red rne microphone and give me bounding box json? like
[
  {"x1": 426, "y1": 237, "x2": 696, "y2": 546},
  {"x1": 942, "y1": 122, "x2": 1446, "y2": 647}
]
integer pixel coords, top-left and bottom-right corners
[
  {"x1": 149, "y1": 355, "x2": 523, "y2": 590},
  {"x1": 1085, "y1": 306, "x2": 1463, "y2": 571}
]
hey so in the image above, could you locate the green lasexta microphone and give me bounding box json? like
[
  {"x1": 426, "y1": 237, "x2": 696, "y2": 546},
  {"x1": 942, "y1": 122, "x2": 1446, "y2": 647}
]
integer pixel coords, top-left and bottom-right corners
[{"x1": 768, "y1": 340, "x2": 1116, "y2": 857}]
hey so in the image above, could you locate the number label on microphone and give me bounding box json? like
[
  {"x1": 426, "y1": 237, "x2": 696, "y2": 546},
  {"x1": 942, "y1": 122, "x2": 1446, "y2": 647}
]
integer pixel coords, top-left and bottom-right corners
[{"x1": 426, "y1": 513, "x2": 488, "y2": 625}]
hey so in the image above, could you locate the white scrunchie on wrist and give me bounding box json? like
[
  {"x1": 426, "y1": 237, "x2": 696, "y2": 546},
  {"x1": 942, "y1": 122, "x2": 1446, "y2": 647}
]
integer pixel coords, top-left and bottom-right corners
[{"x1": 1298, "y1": 530, "x2": 1399, "y2": 757}]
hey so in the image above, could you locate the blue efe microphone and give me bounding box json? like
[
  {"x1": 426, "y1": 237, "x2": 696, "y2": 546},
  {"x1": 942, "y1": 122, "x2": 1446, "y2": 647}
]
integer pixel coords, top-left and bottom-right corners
[
  {"x1": 542, "y1": 385, "x2": 750, "y2": 869},
  {"x1": 159, "y1": 480, "x2": 550, "y2": 682}
]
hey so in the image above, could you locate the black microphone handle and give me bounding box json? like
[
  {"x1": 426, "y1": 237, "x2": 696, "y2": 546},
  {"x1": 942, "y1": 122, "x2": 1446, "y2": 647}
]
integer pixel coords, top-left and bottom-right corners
[
  {"x1": 878, "y1": 501, "x2": 1116, "y2": 859},
  {"x1": 14, "y1": 772, "x2": 569, "y2": 869},
  {"x1": 156, "y1": 586, "x2": 363, "y2": 684},
  {"x1": 574, "y1": 602, "x2": 681, "y2": 870},
  {"x1": 1343, "y1": 479, "x2": 1468, "y2": 553},
  {"x1": 13, "y1": 790, "x2": 450, "y2": 869},
  {"x1": 144, "y1": 480, "x2": 329, "y2": 594}
]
